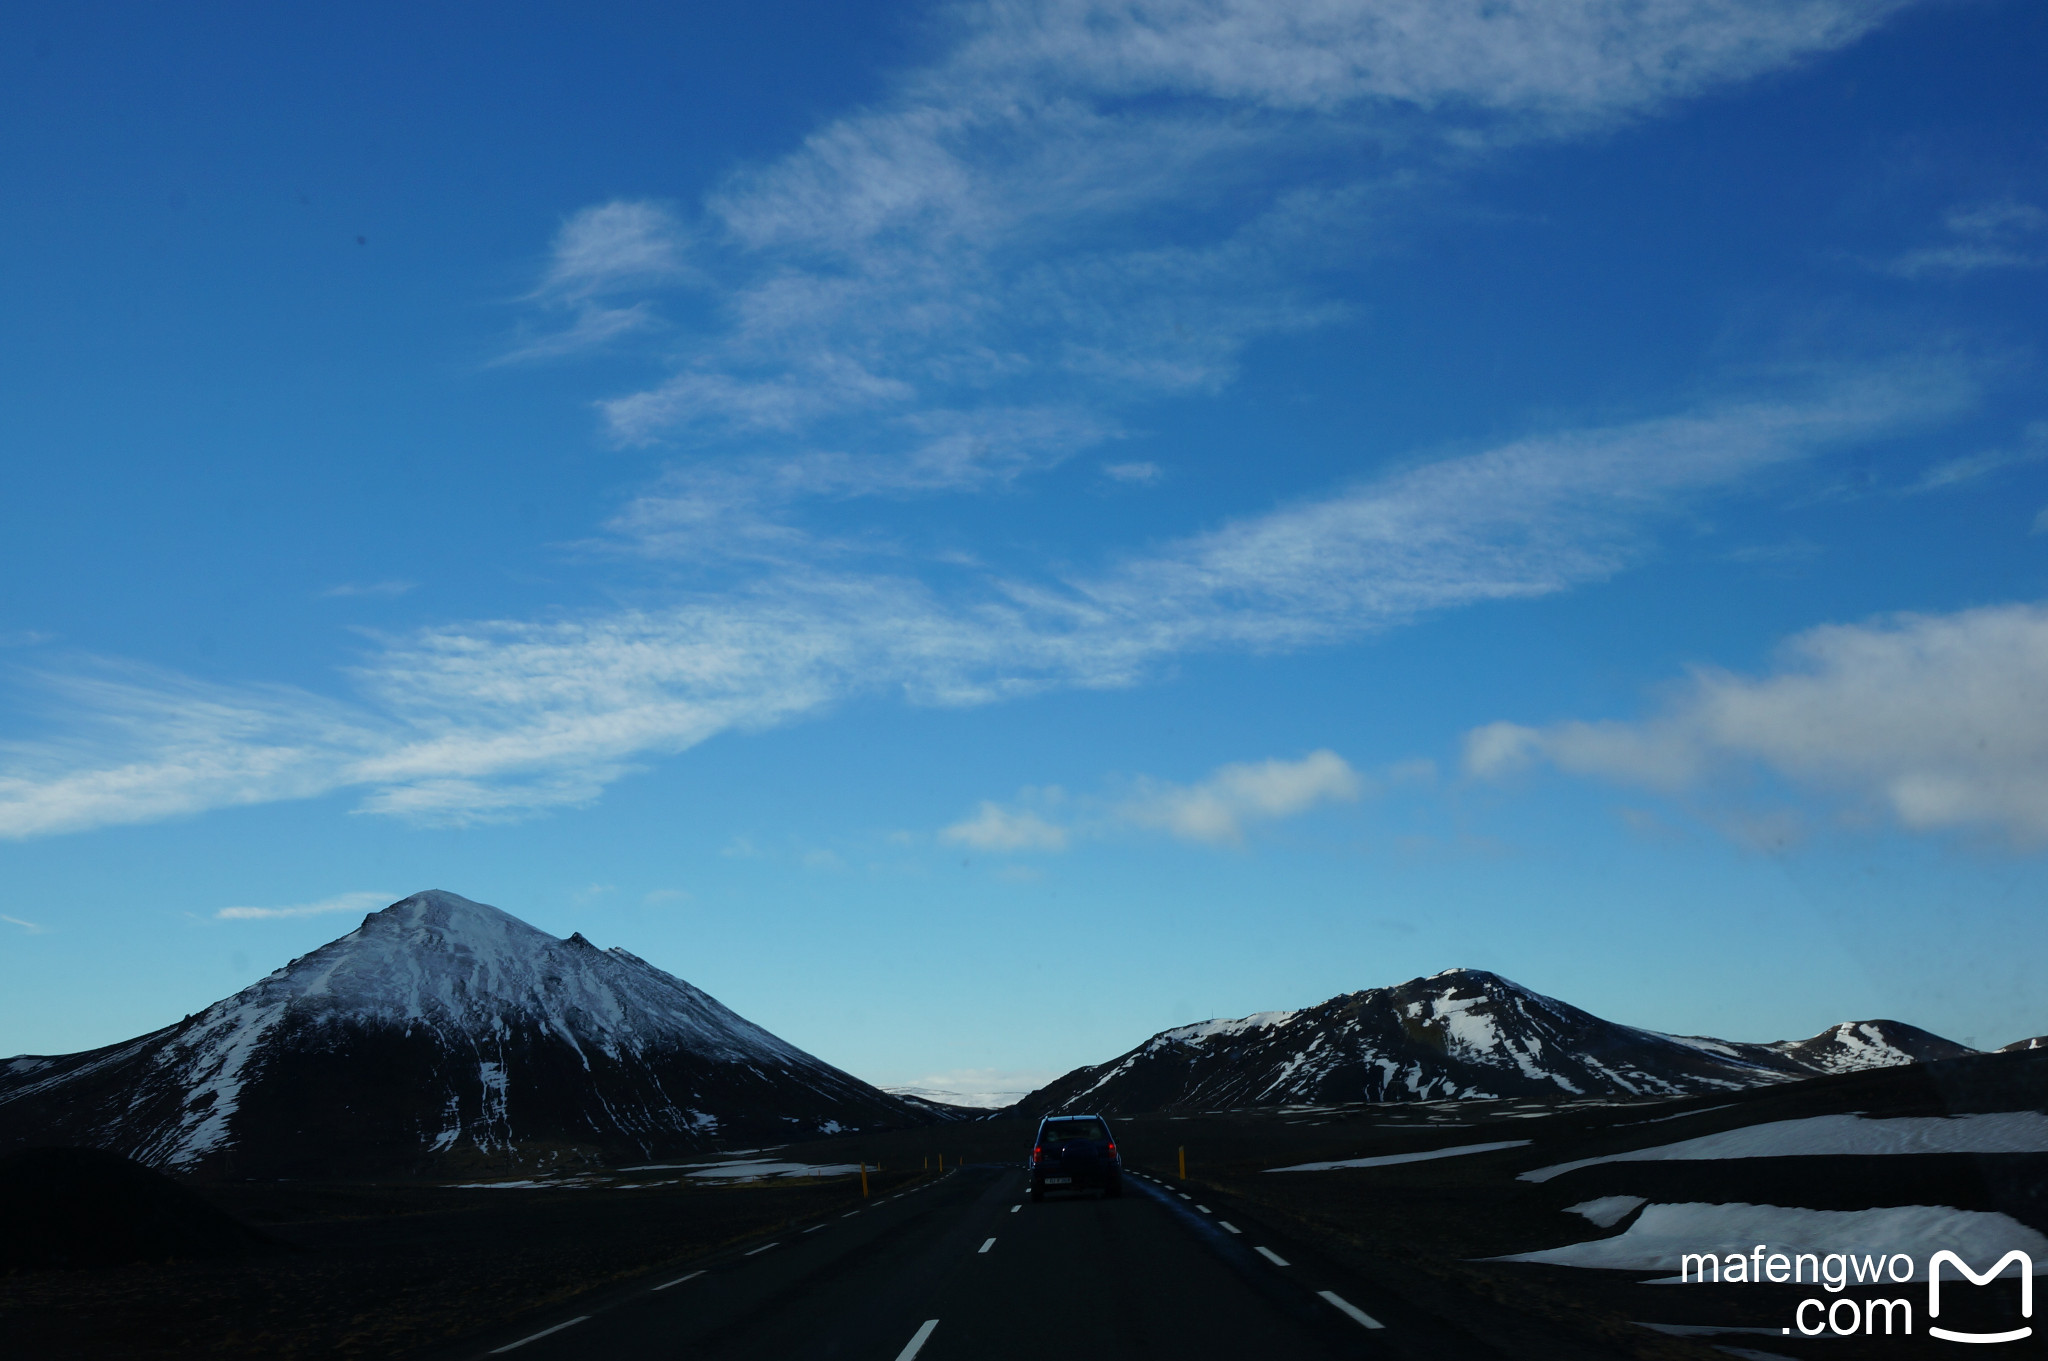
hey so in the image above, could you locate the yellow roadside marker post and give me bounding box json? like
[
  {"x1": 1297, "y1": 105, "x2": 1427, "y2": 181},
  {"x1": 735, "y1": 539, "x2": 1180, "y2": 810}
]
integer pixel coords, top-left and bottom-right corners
[
  {"x1": 1178, "y1": 1146, "x2": 1186, "y2": 1180},
  {"x1": 860, "y1": 1161, "x2": 870, "y2": 1198}
]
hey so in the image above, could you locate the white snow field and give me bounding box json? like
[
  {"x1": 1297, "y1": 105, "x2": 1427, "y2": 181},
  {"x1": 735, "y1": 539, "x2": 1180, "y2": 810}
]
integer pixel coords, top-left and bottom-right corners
[
  {"x1": 1489, "y1": 1202, "x2": 2048, "y2": 1281},
  {"x1": 1266, "y1": 1138, "x2": 1531, "y2": 1172},
  {"x1": 1566, "y1": 1195, "x2": 1648, "y2": 1228},
  {"x1": 679, "y1": 1159, "x2": 864, "y2": 1181},
  {"x1": 1521, "y1": 1111, "x2": 2048, "y2": 1182}
]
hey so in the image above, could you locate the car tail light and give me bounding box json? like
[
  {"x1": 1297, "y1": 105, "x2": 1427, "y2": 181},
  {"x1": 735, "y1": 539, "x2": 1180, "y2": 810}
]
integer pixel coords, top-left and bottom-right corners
[
  {"x1": 1031, "y1": 1145, "x2": 1043, "y2": 1163},
  {"x1": 1106, "y1": 1142, "x2": 1117, "y2": 1159}
]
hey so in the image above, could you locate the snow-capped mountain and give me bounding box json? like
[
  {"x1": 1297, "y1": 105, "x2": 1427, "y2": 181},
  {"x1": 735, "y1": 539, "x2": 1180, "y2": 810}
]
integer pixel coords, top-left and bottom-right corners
[
  {"x1": 0, "y1": 891, "x2": 944, "y2": 1175},
  {"x1": 1013, "y1": 969, "x2": 1977, "y2": 1116}
]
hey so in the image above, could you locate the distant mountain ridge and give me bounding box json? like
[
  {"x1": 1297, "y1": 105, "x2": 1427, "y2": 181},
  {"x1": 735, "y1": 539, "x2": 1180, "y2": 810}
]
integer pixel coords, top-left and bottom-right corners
[
  {"x1": 0, "y1": 891, "x2": 950, "y2": 1175},
  {"x1": 1012, "y1": 969, "x2": 1978, "y2": 1117}
]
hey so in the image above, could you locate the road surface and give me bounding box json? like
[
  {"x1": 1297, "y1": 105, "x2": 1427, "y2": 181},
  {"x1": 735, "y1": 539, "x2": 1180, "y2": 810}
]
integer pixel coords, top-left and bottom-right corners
[{"x1": 456, "y1": 1165, "x2": 1500, "y2": 1360}]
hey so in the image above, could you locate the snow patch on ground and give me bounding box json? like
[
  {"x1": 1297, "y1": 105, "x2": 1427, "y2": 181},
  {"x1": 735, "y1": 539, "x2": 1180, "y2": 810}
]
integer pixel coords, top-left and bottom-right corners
[
  {"x1": 1488, "y1": 1202, "x2": 2048, "y2": 1281},
  {"x1": 1520, "y1": 1111, "x2": 2048, "y2": 1182},
  {"x1": 681, "y1": 1159, "x2": 863, "y2": 1181},
  {"x1": 1267, "y1": 1139, "x2": 1531, "y2": 1172},
  {"x1": 1566, "y1": 1195, "x2": 1647, "y2": 1228}
]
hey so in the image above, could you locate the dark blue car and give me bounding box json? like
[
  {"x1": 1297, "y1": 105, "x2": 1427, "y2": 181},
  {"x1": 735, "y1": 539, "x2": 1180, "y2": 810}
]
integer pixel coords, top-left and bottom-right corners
[{"x1": 1029, "y1": 1114, "x2": 1122, "y2": 1200}]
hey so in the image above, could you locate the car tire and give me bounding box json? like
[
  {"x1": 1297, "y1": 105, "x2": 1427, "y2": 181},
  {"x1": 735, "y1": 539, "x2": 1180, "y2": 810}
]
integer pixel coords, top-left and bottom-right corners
[
  {"x1": 1105, "y1": 1178, "x2": 1122, "y2": 1199},
  {"x1": 1030, "y1": 1185, "x2": 1044, "y2": 1202}
]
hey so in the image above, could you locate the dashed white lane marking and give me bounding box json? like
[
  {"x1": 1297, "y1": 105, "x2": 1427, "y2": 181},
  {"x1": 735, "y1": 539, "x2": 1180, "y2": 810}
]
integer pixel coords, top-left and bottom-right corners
[
  {"x1": 1254, "y1": 1246, "x2": 1290, "y2": 1267},
  {"x1": 1318, "y1": 1291, "x2": 1386, "y2": 1330},
  {"x1": 1178, "y1": 1193, "x2": 1191, "y2": 1200},
  {"x1": 804, "y1": 1224, "x2": 827, "y2": 1233},
  {"x1": 1196, "y1": 1204, "x2": 1212, "y2": 1213},
  {"x1": 894, "y1": 1318, "x2": 941, "y2": 1360},
  {"x1": 745, "y1": 1242, "x2": 779, "y2": 1256},
  {"x1": 490, "y1": 1316, "x2": 590, "y2": 1352},
  {"x1": 652, "y1": 1270, "x2": 704, "y2": 1291},
  {"x1": 979, "y1": 1237, "x2": 996, "y2": 1253},
  {"x1": 844, "y1": 1211, "x2": 862, "y2": 1218},
  {"x1": 1218, "y1": 1222, "x2": 1242, "y2": 1235},
  {"x1": 1010, "y1": 1204, "x2": 1021, "y2": 1213}
]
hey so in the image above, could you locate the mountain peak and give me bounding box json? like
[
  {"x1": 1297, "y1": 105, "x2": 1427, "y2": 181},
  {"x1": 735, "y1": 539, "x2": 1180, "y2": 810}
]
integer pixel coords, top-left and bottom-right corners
[
  {"x1": 1013, "y1": 970, "x2": 1977, "y2": 1117},
  {"x1": 359, "y1": 888, "x2": 530, "y2": 934},
  {"x1": 2, "y1": 890, "x2": 937, "y2": 1173}
]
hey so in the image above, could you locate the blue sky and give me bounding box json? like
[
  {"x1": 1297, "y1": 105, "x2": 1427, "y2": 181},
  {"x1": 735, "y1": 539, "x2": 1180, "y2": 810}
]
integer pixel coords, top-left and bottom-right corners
[{"x1": 4, "y1": 0, "x2": 2046, "y2": 1103}]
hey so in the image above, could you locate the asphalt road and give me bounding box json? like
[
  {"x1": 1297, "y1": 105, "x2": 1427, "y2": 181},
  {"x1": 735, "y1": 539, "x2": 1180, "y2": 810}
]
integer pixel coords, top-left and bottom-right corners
[{"x1": 463, "y1": 1166, "x2": 1500, "y2": 1361}]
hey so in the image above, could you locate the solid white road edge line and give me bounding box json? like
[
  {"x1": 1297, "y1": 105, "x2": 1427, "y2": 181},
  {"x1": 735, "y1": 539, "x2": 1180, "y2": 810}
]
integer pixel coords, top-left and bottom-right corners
[
  {"x1": 744, "y1": 1242, "x2": 779, "y2": 1256},
  {"x1": 895, "y1": 1319, "x2": 941, "y2": 1361},
  {"x1": 489, "y1": 1316, "x2": 590, "y2": 1353},
  {"x1": 652, "y1": 1270, "x2": 705, "y2": 1291},
  {"x1": 1218, "y1": 1222, "x2": 1241, "y2": 1234},
  {"x1": 1254, "y1": 1246, "x2": 1290, "y2": 1267},
  {"x1": 979, "y1": 1237, "x2": 996, "y2": 1253},
  {"x1": 1318, "y1": 1291, "x2": 1387, "y2": 1330}
]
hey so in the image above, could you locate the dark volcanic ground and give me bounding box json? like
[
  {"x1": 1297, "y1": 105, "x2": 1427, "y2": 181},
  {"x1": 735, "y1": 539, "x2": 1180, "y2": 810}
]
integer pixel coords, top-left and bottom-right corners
[
  {"x1": 0, "y1": 1164, "x2": 935, "y2": 1360},
  {"x1": 5, "y1": 1049, "x2": 2043, "y2": 1360}
]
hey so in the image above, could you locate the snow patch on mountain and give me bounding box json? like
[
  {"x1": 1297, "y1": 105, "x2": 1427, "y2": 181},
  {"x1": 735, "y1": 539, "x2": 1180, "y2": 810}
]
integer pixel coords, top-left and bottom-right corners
[{"x1": 1158, "y1": 1011, "x2": 1299, "y2": 1045}]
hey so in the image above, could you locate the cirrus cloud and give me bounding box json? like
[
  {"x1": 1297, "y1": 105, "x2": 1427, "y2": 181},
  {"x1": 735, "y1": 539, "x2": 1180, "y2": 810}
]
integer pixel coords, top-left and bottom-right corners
[
  {"x1": 215, "y1": 890, "x2": 394, "y2": 921},
  {"x1": 0, "y1": 360, "x2": 1980, "y2": 839}
]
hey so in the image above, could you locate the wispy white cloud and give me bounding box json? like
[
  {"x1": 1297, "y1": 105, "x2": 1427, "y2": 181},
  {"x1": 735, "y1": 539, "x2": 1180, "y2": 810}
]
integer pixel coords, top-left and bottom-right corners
[
  {"x1": 1465, "y1": 602, "x2": 2048, "y2": 846},
  {"x1": 321, "y1": 580, "x2": 417, "y2": 599},
  {"x1": 1117, "y1": 749, "x2": 1362, "y2": 845},
  {"x1": 945, "y1": 749, "x2": 1428, "y2": 851},
  {"x1": 942, "y1": 799, "x2": 1070, "y2": 851},
  {"x1": 216, "y1": 890, "x2": 392, "y2": 921},
  {"x1": 495, "y1": 302, "x2": 659, "y2": 366},
  {"x1": 515, "y1": 0, "x2": 1915, "y2": 522},
  {"x1": 1102, "y1": 461, "x2": 1162, "y2": 484},
  {"x1": 1, "y1": 913, "x2": 48, "y2": 934},
  {"x1": 0, "y1": 362, "x2": 1978, "y2": 838},
  {"x1": 497, "y1": 201, "x2": 692, "y2": 362},
  {"x1": 1882, "y1": 200, "x2": 2048, "y2": 279},
  {"x1": 1904, "y1": 421, "x2": 2048, "y2": 494},
  {"x1": 0, "y1": 663, "x2": 388, "y2": 838},
  {"x1": 538, "y1": 201, "x2": 690, "y2": 299},
  {"x1": 0, "y1": 3, "x2": 1963, "y2": 842},
  {"x1": 601, "y1": 405, "x2": 1121, "y2": 561}
]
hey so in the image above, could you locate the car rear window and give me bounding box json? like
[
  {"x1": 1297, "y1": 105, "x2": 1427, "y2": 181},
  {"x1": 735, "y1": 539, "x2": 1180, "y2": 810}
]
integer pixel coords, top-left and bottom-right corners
[{"x1": 1042, "y1": 1119, "x2": 1108, "y2": 1142}]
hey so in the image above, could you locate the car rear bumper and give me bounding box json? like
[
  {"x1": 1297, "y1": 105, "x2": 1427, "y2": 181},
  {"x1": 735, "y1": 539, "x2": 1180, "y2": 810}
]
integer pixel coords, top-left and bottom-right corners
[{"x1": 1033, "y1": 1163, "x2": 1120, "y2": 1189}]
